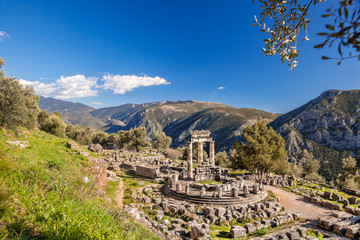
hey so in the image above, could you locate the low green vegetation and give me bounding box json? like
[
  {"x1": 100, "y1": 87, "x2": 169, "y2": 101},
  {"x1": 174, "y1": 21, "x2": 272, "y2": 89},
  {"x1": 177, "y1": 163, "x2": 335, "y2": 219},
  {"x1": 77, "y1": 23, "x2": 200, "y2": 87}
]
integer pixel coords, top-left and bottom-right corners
[
  {"x1": 118, "y1": 170, "x2": 155, "y2": 206},
  {"x1": 228, "y1": 170, "x2": 250, "y2": 175},
  {"x1": 251, "y1": 228, "x2": 269, "y2": 237},
  {"x1": 306, "y1": 229, "x2": 325, "y2": 240},
  {"x1": 0, "y1": 129, "x2": 159, "y2": 240},
  {"x1": 196, "y1": 180, "x2": 222, "y2": 185}
]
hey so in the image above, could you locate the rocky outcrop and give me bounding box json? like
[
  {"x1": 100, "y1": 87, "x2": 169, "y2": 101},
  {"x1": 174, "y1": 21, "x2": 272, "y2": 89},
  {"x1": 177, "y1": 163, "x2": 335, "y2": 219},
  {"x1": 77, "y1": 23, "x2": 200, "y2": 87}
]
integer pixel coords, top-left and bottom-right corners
[
  {"x1": 270, "y1": 89, "x2": 360, "y2": 161},
  {"x1": 88, "y1": 143, "x2": 103, "y2": 152}
]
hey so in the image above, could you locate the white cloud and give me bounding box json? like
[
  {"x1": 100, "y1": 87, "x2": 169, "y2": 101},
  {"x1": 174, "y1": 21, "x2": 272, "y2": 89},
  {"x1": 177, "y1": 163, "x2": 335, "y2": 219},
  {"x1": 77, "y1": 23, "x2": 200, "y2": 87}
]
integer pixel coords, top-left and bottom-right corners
[
  {"x1": 100, "y1": 74, "x2": 170, "y2": 94},
  {"x1": 18, "y1": 79, "x2": 57, "y2": 97},
  {"x1": 55, "y1": 75, "x2": 98, "y2": 99},
  {"x1": 19, "y1": 75, "x2": 98, "y2": 99},
  {"x1": 0, "y1": 31, "x2": 9, "y2": 40},
  {"x1": 91, "y1": 101, "x2": 103, "y2": 105},
  {"x1": 18, "y1": 73, "x2": 169, "y2": 99},
  {"x1": 217, "y1": 86, "x2": 226, "y2": 90}
]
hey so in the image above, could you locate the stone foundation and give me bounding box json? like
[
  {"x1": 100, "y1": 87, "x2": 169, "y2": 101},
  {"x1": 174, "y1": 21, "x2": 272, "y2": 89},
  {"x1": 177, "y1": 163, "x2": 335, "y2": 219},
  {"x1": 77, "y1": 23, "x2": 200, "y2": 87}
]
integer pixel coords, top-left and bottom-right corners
[{"x1": 163, "y1": 184, "x2": 267, "y2": 206}]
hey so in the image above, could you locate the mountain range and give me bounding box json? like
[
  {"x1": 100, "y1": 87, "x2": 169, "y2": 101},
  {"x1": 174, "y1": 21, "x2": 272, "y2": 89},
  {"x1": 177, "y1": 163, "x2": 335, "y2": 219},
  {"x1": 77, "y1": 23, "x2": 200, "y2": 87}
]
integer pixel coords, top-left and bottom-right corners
[
  {"x1": 39, "y1": 89, "x2": 360, "y2": 181},
  {"x1": 38, "y1": 97, "x2": 279, "y2": 150}
]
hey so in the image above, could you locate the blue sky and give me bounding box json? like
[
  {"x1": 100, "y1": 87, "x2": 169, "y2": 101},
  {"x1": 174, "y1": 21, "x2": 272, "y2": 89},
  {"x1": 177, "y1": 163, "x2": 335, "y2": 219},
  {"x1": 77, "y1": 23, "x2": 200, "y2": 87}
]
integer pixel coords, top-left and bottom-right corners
[{"x1": 0, "y1": 0, "x2": 359, "y2": 113}]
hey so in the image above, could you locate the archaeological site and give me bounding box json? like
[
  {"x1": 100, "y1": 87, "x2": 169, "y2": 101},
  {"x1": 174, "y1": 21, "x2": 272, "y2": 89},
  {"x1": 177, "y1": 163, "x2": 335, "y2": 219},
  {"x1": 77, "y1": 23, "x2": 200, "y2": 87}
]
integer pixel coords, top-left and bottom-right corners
[{"x1": 70, "y1": 130, "x2": 360, "y2": 240}]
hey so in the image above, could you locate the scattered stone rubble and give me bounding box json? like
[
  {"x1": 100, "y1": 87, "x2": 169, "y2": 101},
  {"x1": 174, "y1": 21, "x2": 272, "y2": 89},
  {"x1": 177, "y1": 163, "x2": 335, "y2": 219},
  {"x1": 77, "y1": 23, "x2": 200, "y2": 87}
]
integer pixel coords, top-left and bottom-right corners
[
  {"x1": 6, "y1": 140, "x2": 28, "y2": 149},
  {"x1": 318, "y1": 211, "x2": 360, "y2": 239}
]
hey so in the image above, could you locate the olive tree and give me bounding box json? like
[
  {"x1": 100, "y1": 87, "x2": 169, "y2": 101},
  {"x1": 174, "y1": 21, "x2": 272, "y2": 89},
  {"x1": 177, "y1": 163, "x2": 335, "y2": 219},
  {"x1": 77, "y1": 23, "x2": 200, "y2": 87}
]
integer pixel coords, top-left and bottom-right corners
[
  {"x1": 152, "y1": 131, "x2": 172, "y2": 152},
  {"x1": 0, "y1": 58, "x2": 39, "y2": 131},
  {"x1": 253, "y1": 0, "x2": 360, "y2": 69}
]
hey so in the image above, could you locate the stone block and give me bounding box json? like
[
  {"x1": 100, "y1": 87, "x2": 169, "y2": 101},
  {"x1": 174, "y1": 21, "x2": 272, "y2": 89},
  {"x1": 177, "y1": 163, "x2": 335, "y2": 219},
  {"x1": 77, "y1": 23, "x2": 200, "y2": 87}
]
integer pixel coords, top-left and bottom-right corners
[
  {"x1": 230, "y1": 226, "x2": 246, "y2": 237},
  {"x1": 261, "y1": 219, "x2": 271, "y2": 228},
  {"x1": 303, "y1": 195, "x2": 312, "y2": 202},
  {"x1": 333, "y1": 220, "x2": 352, "y2": 235},
  {"x1": 292, "y1": 212, "x2": 301, "y2": 220},
  {"x1": 348, "y1": 196, "x2": 357, "y2": 205},
  {"x1": 296, "y1": 227, "x2": 307, "y2": 237},
  {"x1": 345, "y1": 206, "x2": 355, "y2": 214},
  {"x1": 345, "y1": 223, "x2": 360, "y2": 239},
  {"x1": 332, "y1": 193, "x2": 341, "y2": 201},
  {"x1": 244, "y1": 223, "x2": 256, "y2": 233},
  {"x1": 203, "y1": 207, "x2": 214, "y2": 216},
  {"x1": 323, "y1": 217, "x2": 342, "y2": 230},
  {"x1": 207, "y1": 214, "x2": 217, "y2": 224},
  {"x1": 277, "y1": 233, "x2": 289, "y2": 239},
  {"x1": 354, "y1": 208, "x2": 360, "y2": 216},
  {"x1": 215, "y1": 207, "x2": 226, "y2": 218},
  {"x1": 190, "y1": 223, "x2": 210, "y2": 239},
  {"x1": 286, "y1": 230, "x2": 300, "y2": 240},
  {"x1": 311, "y1": 197, "x2": 320, "y2": 204},
  {"x1": 178, "y1": 206, "x2": 186, "y2": 215},
  {"x1": 324, "y1": 191, "x2": 332, "y2": 199}
]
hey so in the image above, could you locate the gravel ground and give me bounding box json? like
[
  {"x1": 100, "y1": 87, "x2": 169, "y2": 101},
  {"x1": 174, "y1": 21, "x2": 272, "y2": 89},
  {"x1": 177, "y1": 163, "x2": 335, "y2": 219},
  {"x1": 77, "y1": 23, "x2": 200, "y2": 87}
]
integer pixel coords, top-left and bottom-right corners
[{"x1": 266, "y1": 185, "x2": 332, "y2": 219}]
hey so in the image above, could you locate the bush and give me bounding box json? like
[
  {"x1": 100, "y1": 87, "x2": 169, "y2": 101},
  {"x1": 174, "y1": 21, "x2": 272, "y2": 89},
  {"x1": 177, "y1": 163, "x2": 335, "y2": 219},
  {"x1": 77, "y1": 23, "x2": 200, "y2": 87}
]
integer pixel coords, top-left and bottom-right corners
[{"x1": 40, "y1": 114, "x2": 66, "y2": 137}]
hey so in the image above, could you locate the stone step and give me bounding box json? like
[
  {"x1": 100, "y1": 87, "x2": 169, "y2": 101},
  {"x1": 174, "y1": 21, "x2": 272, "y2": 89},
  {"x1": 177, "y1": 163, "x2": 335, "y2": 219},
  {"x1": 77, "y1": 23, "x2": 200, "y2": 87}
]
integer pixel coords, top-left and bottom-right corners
[{"x1": 163, "y1": 186, "x2": 267, "y2": 206}]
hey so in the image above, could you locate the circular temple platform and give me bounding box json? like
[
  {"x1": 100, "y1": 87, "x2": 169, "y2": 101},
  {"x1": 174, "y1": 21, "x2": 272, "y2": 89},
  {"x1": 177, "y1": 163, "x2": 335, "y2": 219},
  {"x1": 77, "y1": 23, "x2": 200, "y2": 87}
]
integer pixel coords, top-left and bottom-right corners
[{"x1": 163, "y1": 184, "x2": 268, "y2": 206}]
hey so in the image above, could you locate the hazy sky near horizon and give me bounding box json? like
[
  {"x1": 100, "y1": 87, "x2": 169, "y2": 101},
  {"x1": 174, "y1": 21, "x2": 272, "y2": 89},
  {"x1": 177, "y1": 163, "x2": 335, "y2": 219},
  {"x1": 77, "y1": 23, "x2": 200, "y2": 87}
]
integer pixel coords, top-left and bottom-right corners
[{"x1": 0, "y1": 0, "x2": 359, "y2": 113}]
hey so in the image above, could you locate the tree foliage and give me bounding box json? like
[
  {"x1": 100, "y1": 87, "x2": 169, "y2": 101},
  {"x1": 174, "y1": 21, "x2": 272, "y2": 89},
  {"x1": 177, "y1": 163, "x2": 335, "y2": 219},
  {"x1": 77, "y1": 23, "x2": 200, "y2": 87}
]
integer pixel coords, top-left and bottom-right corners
[
  {"x1": 40, "y1": 114, "x2": 66, "y2": 138},
  {"x1": 152, "y1": 131, "x2": 172, "y2": 152},
  {"x1": 231, "y1": 122, "x2": 287, "y2": 174},
  {"x1": 253, "y1": 0, "x2": 360, "y2": 69},
  {"x1": 302, "y1": 150, "x2": 325, "y2": 183},
  {"x1": 65, "y1": 124, "x2": 109, "y2": 145},
  {"x1": 337, "y1": 156, "x2": 360, "y2": 190},
  {"x1": 215, "y1": 151, "x2": 231, "y2": 168},
  {"x1": 117, "y1": 127, "x2": 150, "y2": 151},
  {"x1": 0, "y1": 58, "x2": 39, "y2": 131}
]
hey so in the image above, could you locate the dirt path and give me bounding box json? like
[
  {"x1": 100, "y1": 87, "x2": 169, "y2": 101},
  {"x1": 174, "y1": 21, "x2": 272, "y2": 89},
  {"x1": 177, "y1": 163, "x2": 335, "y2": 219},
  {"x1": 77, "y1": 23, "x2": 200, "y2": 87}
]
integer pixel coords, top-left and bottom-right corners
[
  {"x1": 113, "y1": 178, "x2": 124, "y2": 210},
  {"x1": 266, "y1": 185, "x2": 332, "y2": 219}
]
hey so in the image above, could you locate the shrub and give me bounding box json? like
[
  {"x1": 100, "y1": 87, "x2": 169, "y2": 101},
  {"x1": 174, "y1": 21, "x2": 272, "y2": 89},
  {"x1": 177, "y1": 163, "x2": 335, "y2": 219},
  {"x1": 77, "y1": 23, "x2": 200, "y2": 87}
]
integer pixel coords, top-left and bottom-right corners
[{"x1": 40, "y1": 114, "x2": 66, "y2": 137}]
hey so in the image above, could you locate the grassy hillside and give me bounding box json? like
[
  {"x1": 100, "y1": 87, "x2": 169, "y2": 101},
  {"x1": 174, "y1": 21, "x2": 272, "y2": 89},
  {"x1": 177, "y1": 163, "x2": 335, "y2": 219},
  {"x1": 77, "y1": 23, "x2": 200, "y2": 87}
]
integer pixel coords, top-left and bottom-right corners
[{"x1": 0, "y1": 128, "x2": 159, "y2": 240}]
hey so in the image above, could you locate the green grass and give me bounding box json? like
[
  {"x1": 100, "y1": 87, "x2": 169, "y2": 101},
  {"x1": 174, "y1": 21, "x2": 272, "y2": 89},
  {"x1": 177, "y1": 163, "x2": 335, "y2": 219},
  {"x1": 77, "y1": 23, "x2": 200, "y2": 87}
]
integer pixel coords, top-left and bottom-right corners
[
  {"x1": 306, "y1": 229, "x2": 325, "y2": 240},
  {"x1": 209, "y1": 224, "x2": 232, "y2": 239},
  {"x1": 228, "y1": 170, "x2": 250, "y2": 175},
  {"x1": 196, "y1": 180, "x2": 222, "y2": 185},
  {"x1": 117, "y1": 170, "x2": 155, "y2": 206},
  {"x1": 251, "y1": 228, "x2": 269, "y2": 237},
  {"x1": 0, "y1": 128, "x2": 160, "y2": 240},
  {"x1": 287, "y1": 181, "x2": 360, "y2": 209}
]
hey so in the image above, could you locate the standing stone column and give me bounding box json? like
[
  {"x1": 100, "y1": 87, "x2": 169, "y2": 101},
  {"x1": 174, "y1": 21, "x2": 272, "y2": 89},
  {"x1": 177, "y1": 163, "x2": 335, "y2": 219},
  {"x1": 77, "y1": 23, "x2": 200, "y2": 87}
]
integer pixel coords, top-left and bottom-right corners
[
  {"x1": 209, "y1": 141, "x2": 215, "y2": 166},
  {"x1": 176, "y1": 183, "x2": 182, "y2": 193},
  {"x1": 187, "y1": 141, "x2": 193, "y2": 179},
  {"x1": 243, "y1": 185, "x2": 249, "y2": 197},
  {"x1": 198, "y1": 141, "x2": 203, "y2": 166},
  {"x1": 218, "y1": 187, "x2": 223, "y2": 198},
  {"x1": 200, "y1": 186, "x2": 206, "y2": 197},
  {"x1": 231, "y1": 187, "x2": 239, "y2": 198},
  {"x1": 186, "y1": 183, "x2": 190, "y2": 195},
  {"x1": 173, "y1": 174, "x2": 178, "y2": 183}
]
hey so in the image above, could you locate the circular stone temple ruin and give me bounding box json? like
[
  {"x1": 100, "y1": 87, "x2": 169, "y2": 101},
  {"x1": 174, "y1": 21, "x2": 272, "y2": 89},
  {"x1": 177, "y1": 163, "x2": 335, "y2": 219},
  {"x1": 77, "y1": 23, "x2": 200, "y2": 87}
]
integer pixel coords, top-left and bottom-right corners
[{"x1": 164, "y1": 130, "x2": 267, "y2": 206}]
